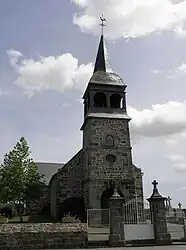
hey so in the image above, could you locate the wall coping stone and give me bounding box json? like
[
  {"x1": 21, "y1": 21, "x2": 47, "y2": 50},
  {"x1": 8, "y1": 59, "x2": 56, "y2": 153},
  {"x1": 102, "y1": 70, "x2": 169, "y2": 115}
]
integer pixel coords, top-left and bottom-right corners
[{"x1": 0, "y1": 223, "x2": 87, "y2": 233}]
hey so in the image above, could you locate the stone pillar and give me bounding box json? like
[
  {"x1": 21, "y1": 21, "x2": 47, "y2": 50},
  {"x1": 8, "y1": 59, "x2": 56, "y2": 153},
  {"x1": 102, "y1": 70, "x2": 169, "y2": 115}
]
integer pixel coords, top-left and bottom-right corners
[
  {"x1": 109, "y1": 185, "x2": 126, "y2": 247},
  {"x1": 183, "y1": 219, "x2": 186, "y2": 241},
  {"x1": 147, "y1": 180, "x2": 172, "y2": 246}
]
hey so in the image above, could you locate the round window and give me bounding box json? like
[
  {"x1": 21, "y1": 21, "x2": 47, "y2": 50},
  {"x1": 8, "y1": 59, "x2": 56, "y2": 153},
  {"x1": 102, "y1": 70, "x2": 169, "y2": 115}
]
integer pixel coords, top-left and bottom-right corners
[{"x1": 106, "y1": 154, "x2": 116, "y2": 163}]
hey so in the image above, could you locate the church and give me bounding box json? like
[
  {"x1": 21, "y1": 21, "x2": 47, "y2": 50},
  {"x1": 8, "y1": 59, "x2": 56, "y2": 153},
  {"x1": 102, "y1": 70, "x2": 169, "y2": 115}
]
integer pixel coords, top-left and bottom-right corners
[{"x1": 34, "y1": 26, "x2": 144, "y2": 221}]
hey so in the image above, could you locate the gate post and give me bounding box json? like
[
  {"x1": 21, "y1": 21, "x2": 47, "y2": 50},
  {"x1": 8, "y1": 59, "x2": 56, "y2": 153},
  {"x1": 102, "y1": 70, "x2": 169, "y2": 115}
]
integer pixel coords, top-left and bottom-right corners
[
  {"x1": 147, "y1": 180, "x2": 172, "y2": 246},
  {"x1": 183, "y1": 219, "x2": 186, "y2": 241},
  {"x1": 108, "y1": 185, "x2": 126, "y2": 247}
]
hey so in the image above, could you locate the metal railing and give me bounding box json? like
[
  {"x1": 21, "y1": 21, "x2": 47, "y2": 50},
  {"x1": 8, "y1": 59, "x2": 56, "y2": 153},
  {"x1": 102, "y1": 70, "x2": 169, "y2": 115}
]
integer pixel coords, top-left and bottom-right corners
[{"x1": 123, "y1": 198, "x2": 151, "y2": 225}]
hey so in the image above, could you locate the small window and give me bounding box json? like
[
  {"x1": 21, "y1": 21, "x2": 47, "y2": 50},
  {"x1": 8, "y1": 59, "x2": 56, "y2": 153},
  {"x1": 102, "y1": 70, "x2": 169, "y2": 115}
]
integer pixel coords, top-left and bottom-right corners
[
  {"x1": 106, "y1": 154, "x2": 116, "y2": 163},
  {"x1": 106, "y1": 135, "x2": 114, "y2": 147}
]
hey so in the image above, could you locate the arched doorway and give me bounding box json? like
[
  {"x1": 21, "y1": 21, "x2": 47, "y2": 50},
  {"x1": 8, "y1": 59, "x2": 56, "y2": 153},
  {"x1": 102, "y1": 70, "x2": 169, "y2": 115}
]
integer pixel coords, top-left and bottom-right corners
[
  {"x1": 101, "y1": 188, "x2": 113, "y2": 209},
  {"x1": 101, "y1": 188, "x2": 113, "y2": 225}
]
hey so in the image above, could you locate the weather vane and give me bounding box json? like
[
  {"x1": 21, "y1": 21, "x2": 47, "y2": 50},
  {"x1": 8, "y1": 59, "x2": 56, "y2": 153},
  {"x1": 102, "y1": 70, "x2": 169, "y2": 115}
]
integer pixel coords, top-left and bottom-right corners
[{"x1": 100, "y1": 14, "x2": 106, "y2": 35}]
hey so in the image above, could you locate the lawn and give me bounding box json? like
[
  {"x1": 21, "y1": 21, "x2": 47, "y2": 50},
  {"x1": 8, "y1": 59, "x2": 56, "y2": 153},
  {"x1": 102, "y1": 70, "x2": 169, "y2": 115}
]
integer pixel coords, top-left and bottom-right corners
[
  {"x1": 9, "y1": 215, "x2": 57, "y2": 223},
  {"x1": 9, "y1": 216, "x2": 29, "y2": 223}
]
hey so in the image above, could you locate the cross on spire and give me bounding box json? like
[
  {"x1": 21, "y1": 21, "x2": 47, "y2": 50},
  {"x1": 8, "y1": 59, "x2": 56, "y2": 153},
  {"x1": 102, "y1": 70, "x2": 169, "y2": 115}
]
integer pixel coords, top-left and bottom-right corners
[
  {"x1": 152, "y1": 180, "x2": 158, "y2": 190},
  {"x1": 100, "y1": 14, "x2": 106, "y2": 35}
]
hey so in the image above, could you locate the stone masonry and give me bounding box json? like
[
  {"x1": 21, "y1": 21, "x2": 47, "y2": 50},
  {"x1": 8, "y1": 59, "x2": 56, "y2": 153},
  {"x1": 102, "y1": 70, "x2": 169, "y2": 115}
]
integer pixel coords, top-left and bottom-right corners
[
  {"x1": 82, "y1": 117, "x2": 143, "y2": 209},
  {"x1": 147, "y1": 180, "x2": 172, "y2": 245},
  {"x1": 49, "y1": 150, "x2": 84, "y2": 219},
  {"x1": 0, "y1": 223, "x2": 87, "y2": 249},
  {"x1": 48, "y1": 33, "x2": 144, "y2": 222}
]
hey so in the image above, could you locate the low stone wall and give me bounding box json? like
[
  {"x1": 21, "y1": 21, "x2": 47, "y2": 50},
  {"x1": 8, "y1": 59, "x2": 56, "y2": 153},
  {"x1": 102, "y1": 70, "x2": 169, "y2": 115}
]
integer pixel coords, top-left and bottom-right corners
[{"x1": 0, "y1": 223, "x2": 87, "y2": 249}]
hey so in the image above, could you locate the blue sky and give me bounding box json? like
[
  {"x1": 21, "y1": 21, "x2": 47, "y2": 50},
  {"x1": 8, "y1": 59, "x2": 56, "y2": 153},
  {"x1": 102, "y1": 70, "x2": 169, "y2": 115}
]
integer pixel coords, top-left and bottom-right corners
[{"x1": 1, "y1": 0, "x2": 186, "y2": 207}]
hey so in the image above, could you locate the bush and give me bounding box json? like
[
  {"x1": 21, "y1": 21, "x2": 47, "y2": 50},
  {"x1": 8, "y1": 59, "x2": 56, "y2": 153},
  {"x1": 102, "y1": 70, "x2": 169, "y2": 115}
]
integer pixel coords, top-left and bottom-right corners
[
  {"x1": 61, "y1": 213, "x2": 81, "y2": 223},
  {"x1": 0, "y1": 204, "x2": 16, "y2": 219},
  {"x1": 0, "y1": 214, "x2": 8, "y2": 224}
]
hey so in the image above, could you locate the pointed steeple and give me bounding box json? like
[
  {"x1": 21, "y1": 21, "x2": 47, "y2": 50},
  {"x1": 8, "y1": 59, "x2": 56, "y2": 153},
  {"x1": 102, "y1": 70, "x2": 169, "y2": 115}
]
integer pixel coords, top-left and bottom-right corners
[
  {"x1": 93, "y1": 35, "x2": 112, "y2": 73},
  {"x1": 93, "y1": 15, "x2": 112, "y2": 73}
]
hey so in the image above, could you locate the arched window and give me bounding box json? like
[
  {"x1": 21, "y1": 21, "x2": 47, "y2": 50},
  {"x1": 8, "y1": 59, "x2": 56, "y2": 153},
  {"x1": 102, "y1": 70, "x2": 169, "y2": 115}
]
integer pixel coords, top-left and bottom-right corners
[
  {"x1": 110, "y1": 93, "x2": 122, "y2": 108},
  {"x1": 93, "y1": 92, "x2": 107, "y2": 107},
  {"x1": 106, "y1": 135, "x2": 114, "y2": 147}
]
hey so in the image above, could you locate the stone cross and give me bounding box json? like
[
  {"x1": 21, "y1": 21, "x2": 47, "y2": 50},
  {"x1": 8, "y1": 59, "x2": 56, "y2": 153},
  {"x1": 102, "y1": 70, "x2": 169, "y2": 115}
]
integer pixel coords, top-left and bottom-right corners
[
  {"x1": 178, "y1": 203, "x2": 182, "y2": 210},
  {"x1": 100, "y1": 14, "x2": 106, "y2": 35},
  {"x1": 152, "y1": 180, "x2": 158, "y2": 190},
  {"x1": 167, "y1": 196, "x2": 172, "y2": 208}
]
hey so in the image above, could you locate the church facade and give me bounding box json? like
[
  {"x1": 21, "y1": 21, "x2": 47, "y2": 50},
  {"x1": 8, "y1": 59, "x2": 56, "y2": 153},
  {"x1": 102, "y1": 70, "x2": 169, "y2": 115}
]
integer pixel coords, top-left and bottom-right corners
[{"x1": 49, "y1": 34, "x2": 144, "y2": 221}]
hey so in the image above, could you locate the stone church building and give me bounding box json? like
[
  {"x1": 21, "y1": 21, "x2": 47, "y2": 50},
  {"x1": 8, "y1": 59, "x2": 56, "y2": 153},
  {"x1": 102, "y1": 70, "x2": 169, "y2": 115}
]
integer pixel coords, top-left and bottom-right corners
[{"x1": 35, "y1": 33, "x2": 144, "y2": 221}]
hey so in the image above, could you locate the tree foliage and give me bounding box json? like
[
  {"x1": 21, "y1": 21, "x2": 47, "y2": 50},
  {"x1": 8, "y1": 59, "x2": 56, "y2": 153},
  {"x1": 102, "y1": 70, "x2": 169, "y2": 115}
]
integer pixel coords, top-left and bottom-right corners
[{"x1": 0, "y1": 137, "x2": 45, "y2": 204}]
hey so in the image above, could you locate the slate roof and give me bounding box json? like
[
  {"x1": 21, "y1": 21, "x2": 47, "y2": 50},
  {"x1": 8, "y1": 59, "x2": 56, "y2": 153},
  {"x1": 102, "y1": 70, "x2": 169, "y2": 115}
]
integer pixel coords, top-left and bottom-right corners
[
  {"x1": 91, "y1": 34, "x2": 125, "y2": 86},
  {"x1": 94, "y1": 35, "x2": 112, "y2": 73},
  {"x1": 36, "y1": 162, "x2": 65, "y2": 185}
]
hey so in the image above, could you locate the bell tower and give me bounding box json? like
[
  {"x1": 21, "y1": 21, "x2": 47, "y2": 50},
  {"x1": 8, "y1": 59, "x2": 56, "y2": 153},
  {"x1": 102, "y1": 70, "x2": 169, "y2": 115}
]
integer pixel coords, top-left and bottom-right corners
[{"x1": 81, "y1": 18, "x2": 143, "y2": 210}]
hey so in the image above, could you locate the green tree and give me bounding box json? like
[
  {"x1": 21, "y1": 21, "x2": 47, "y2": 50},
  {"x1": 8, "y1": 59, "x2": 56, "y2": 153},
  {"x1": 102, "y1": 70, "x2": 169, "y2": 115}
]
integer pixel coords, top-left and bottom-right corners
[{"x1": 0, "y1": 137, "x2": 45, "y2": 222}]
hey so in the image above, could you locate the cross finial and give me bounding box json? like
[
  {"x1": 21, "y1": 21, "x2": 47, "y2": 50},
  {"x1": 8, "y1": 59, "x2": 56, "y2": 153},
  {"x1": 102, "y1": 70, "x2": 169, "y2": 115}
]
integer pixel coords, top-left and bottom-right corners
[
  {"x1": 112, "y1": 182, "x2": 120, "y2": 198},
  {"x1": 178, "y1": 203, "x2": 182, "y2": 209},
  {"x1": 167, "y1": 196, "x2": 171, "y2": 202},
  {"x1": 167, "y1": 196, "x2": 172, "y2": 207},
  {"x1": 100, "y1": 14, "x2": 106, "y2": 35},
  {"x1": 152, "y1": 180, "x2": 158, "y2": 189}
]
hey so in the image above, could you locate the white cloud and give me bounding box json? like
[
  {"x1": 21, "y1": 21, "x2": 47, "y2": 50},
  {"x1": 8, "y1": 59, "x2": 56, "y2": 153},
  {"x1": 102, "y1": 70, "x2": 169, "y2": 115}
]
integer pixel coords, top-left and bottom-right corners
[
  {"x1": 152, "y1": 69, "x2": 162, "y2": 75},
  {"x1": 179, "y1": 186, "x2": 186, "y2": 191},
  {"x1": 129, "y1": 101, "x2": 186, "y2": 175},
  {"x1": 177, "y1": 63, "x2": 186, "y2": 73},
  {"x1": 7, "y1": 49, "x2": 93, "y2": 97},
  {"x1": 151, "y1": 62, "x2": 186, "y2": 79},
  {"x1": 174, "y1": 163, "x2": 186, "y2": 172},
  {"x1": 168, "y1": 63, "x2": 186, "y2": 78},
  {"x1": 168, "y1": 154, "x2": 186, "y2": 173},
  {"x1": 72, "y1": 0, "x2": 186, "y2": 39},
  {"x1": 129, "y1": 101, "x2": 186, "y2": 139},
  {"x1": 164, "y1": 132, "x2": 186, "y2": 173},
  {"x1": 7, "y1": 49, "x2": 23, "y2": 67},
  {"x1": 168, "y1": 154, "x2": 185, "y2": 162}
]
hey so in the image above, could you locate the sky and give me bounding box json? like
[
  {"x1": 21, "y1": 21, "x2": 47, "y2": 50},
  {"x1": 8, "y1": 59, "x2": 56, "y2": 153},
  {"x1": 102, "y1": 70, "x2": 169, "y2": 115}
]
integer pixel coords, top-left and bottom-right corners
[{"x1": 1, "y1": 0, "x2": 186, "y2": 207}]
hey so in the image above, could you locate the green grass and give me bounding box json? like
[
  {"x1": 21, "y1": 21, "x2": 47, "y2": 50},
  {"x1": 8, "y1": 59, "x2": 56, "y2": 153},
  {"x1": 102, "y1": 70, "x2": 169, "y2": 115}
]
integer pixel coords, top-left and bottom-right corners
[
  {"x1": 9, "y1": 216, "x2": 29, "y2": 223},
  {"x1": 9, "y1": 215, "x2": 57, "y2": 223}
]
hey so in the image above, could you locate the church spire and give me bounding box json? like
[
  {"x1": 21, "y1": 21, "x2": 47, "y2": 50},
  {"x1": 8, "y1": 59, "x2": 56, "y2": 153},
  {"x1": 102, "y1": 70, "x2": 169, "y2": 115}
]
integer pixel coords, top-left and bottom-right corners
[{"x1": 93, "y1": 15, "x2": 112, "y2": 73}]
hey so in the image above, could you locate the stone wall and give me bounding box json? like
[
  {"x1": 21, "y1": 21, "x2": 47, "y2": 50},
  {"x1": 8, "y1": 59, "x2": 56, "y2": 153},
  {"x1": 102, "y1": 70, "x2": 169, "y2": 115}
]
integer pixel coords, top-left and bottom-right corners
[
  {"x1": 83, "y1": 118, "x2": 134, "y2": 178},
  {"x1": 82, "y1": 117, "x2": 143, "y2": 208},
  {"x1": 57, "y1": 150, "x2": 83, "y2": 204},
  {"x1": 0, "y1": 223, "x2": 87, "y2": 249}
]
